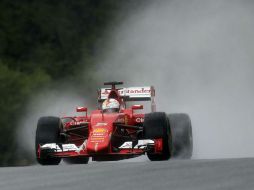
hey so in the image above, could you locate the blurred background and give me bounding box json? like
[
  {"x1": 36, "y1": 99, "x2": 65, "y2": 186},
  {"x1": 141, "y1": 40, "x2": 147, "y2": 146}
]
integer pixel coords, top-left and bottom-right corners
[
  {"x1": 1, "y1": 0, "x2": 254, "y2": 166},
  {"x1": 0, "y1": 0, "x2": 148, "y2": 166}
]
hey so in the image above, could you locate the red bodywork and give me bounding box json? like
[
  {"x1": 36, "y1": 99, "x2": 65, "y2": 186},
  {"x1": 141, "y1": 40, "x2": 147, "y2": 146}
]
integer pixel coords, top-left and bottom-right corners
[{"x1": 38, "y1": 82, "x2": 163, "y2": 161}]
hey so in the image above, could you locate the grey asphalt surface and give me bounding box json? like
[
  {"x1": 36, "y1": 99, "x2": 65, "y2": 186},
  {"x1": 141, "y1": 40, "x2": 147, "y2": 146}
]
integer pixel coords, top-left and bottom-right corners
[{"x1": 0, "y1": 158, "x2": 254, "y2": 190}]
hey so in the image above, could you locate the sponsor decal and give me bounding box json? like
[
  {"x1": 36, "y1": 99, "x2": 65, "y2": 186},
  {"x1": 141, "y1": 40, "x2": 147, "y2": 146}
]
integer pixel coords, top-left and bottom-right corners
[
  {"x1": 91, "y1": 140, "x2": 104, "y2": 143},
  {"x1": 95, "y1": 123, "x2": 107, "y2": 127},
  {"x1": 102, "y1": 88, "x2": 151, "y2": 95},
  {"x1": 75, "y1": 121, "x2": 87, "y2": 125},
  {"x1": 135, "y1": 117, "x2": 144, "y2": 123},
  {"x1": 69, "y1": 121, "x2": 87, "y2": 126},
  {"x1": 41, "y1": 143, "x2": 79, "y2": 152},
  {"x1": 119, "y1": 140, "x2": 154, "y2": 149},
  {"x1": 91, "y1": 137, "x2": 105, "y2": 140},
  {"x1": 91, "y1": 128, "x2": 107, "y2": 142},
  {"x1": 92, "y1": 133, "x2": 104, "y2": 136},
  {"x1": 124, "y1": 88, "x2": 151, "y2": 94},
  {"x1": 76, "y1": 140, "x2": 87, "y2": 154},
  {"x1": 91, "y1": 134, "x2": 105, "y2": 142},
  {"x1": 93, "y1": 128, "x2": 107, "y2": 133},
  {"x1": 100, "y1": 87, "x2": 152, "y2": 99}
]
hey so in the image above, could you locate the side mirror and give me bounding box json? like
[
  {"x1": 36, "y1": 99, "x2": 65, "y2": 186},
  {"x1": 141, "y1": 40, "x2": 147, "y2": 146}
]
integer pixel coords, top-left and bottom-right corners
[
  {"x1": 131, "y1": 105, "x2": 143, "y2": 110},
  {"x1": 76, "y1": 107, "x2": 87, "y2": 112}
]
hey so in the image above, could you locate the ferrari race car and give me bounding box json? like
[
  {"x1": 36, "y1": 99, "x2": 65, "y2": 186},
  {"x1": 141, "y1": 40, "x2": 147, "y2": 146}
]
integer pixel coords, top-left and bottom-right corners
[{"x1": 35, "y1": 82, "x2": 193, "y2": 165}]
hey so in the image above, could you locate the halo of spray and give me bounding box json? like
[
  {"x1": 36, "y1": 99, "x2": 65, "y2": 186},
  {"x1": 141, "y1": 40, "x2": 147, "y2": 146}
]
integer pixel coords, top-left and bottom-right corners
[
  {"x1": 92, "y1": 0, "x2": 254, "y2": 158},
  {"x1": 17, "y1": 88, "x2": 92, "y2": 160},
  {"x1": 18, "y1": 0, "x2": 254, "y2": 161}
]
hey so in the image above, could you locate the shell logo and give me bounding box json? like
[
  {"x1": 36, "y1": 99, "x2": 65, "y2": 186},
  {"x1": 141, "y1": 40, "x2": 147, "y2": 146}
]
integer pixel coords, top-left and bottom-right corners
[{"x1": 93, "y1": 128, "x2": 107, "y2": 133}]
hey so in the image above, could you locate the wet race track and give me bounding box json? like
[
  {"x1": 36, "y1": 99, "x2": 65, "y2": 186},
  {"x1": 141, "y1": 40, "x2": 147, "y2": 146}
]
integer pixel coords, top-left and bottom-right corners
[{"x1": 0, "y1": 157, "x2": 253, "y2": 190}]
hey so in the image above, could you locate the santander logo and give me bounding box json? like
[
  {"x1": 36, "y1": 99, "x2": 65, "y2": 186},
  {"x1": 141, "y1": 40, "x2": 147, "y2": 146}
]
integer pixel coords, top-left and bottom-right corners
[{"x1": 101, "y1": 87, "x2": 151, "y2": 96}]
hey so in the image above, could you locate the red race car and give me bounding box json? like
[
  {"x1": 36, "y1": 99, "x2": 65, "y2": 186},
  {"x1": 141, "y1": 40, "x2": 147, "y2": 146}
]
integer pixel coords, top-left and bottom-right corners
[{"x1": 35, "y1": 82, "x2": 193, "y2": 165}]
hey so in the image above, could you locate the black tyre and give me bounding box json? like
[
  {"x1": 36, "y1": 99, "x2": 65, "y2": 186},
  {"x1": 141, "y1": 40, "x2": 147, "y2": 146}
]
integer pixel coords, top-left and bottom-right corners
[
  {"x1": 168, "y1": 113, "x2": 193, "y2": 159},
  {"x1": 144, "y1": 112, "x2": 172, "y2": 161},
  {"x1": 35, "y1": 116, "x2": 62, "y2": 165},
  {"x1": 63, "y1": 157, "x2": 89, "y2": 164}
]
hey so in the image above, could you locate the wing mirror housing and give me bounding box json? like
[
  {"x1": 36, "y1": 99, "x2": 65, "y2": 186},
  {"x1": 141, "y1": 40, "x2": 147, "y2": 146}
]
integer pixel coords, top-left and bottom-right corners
[
  {"x1": 131, "y1": 105, "x2": 143, "y2": 110},
  {"x1": 76, "y1": 107, "x2": 87, "y2": 112},
  {"x1": 76, "y1": 107, "x2": 88, "y2": 117}
]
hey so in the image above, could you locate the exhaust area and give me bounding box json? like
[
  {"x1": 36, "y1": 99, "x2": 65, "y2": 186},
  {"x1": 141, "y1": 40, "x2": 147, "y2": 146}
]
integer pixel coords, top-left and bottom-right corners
[{"x1": 92, "y1": 0, "x2": 254, "y2": 158}]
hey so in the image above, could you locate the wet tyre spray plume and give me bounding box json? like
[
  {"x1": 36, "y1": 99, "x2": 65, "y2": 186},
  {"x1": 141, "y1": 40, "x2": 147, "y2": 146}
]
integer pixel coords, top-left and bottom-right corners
[
  {"x1": 17, "y1": 89, "x2": 92, "y2": 159},
  {"x1": 91, "y1": 0, "x2": 254, "y2": 158}
]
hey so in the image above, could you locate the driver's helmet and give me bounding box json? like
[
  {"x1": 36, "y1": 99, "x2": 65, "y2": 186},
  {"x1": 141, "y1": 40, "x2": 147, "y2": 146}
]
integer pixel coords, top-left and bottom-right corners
[{"x1": 102, "y1": 98, "x2": 120, "y2": 113}]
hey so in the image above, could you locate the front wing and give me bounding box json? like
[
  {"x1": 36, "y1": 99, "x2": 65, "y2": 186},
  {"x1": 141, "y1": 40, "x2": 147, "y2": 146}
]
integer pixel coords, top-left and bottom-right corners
[{"x1": 38, "y1": 140, "x2": 158, "y2": 158}]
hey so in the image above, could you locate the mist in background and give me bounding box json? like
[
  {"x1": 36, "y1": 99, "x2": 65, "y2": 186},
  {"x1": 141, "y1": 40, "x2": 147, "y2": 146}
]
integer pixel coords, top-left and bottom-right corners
[
  {"x1": 18, "y1": 0, "x2": 254, "y2": 161},
  {"x1": 91, "y1": 0, "x2": 254, "y2": 158}
]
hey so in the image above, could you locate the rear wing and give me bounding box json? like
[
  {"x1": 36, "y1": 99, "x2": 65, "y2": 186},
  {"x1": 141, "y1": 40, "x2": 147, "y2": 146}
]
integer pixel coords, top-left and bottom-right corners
[
  {"x1": 98, "y1": 86, "x2": 155, "y2": 102},
  {"x1": 98, "y1": 86, "x2": 156, "y2": 112}
]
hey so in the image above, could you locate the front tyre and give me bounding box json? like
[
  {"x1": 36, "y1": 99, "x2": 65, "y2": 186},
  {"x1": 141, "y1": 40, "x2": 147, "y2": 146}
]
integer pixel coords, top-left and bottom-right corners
[
  {"x1": 144, "y1": 112, "x2": 172, "y2": 161},
  {"x1": 35, "y1": 116, "x2": 62, "y2": 165}
]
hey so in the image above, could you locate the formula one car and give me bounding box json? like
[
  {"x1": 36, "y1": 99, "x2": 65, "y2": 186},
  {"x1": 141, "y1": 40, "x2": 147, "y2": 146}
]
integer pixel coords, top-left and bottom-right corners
[{"x1": 35, "y1": 82, "x2": 193, "y2": 165}]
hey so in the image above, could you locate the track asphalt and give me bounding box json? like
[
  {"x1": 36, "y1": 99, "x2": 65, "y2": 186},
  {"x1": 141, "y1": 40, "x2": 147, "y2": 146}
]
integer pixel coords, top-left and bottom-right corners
[{"x1": 0, "y1": 157, "x2": 253, "y2": 190}]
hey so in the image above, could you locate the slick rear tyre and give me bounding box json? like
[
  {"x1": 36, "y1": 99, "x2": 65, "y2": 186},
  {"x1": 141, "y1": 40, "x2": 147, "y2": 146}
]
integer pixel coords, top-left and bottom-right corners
[
  {"x1": 144, "y1": 112, "x2": 172, "y2": 161},
  {"x1": 35, "y1": 116, "x2": 62, "y2": 165},
  {"x1": 63, "y1": 157, "x2": 89, "y2": 164},
  {"x1": 168, "y1": 113, "x2": 193, "y2": 159}
]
